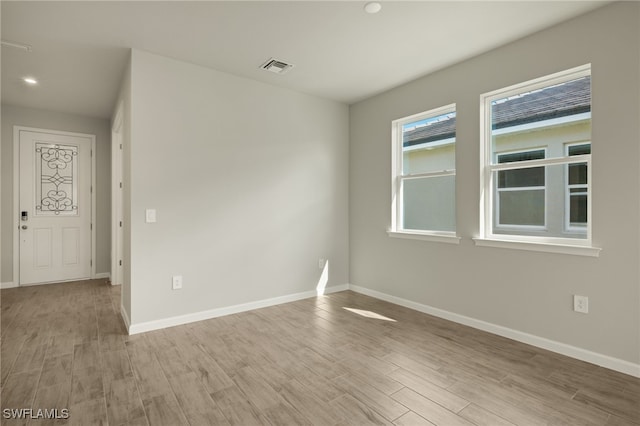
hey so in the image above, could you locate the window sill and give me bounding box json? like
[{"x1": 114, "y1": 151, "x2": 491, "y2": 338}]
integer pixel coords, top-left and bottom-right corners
[
  {"x1": 388, "y1": 230, "x2": 461, "y2": 245},
  {"x1": 473, "y1": 237, "x2": 601, "y2": 257}
]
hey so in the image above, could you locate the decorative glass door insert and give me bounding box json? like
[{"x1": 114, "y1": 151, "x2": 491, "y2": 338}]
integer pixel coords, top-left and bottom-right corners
[{"x1": 35, "y1": 143, "x2": 79, "y2": 216}]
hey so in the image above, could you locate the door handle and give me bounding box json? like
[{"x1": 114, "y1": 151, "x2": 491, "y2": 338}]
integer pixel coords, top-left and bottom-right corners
[{"x1": 21, "y1": 225, "x2": 28, "y2": 230}]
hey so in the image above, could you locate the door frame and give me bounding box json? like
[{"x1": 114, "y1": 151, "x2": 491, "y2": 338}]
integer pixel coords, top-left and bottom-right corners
[
  {"x1": 111, "y1": 102, "x2": 124, "y2": 286},
  {"x1": 13, "y1": 126, "x2": 97, "y2": 286}
]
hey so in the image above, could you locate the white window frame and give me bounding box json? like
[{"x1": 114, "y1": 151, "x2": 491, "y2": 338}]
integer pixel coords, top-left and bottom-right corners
[
  {"x1": 476, "y1": 64, "x2": 600, "y2": 256},
  {"x1": 565, "y1": 142, "x2": 591, "y2": 233},
  {"x1": 389, "y1": 103, "x2": 460, "y2": 244},
  {"x1": 495, "y1": 148, "x2": 547, "y2": 231}
]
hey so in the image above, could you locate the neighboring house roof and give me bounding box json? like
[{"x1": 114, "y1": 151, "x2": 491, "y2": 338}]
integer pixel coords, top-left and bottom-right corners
[
  {"x1": 404, "y1": 117, "x2": 456, "y2": 147},
  {"x1": 403, "y1": 76, "x2": 591, "y2": 147}
]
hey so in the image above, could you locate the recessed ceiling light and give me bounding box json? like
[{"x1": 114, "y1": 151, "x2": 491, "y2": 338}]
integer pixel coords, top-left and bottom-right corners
[
  {"x1": 364, "y1": 2, "x2": 382, "y2": 14},
  {"x1": 23, "y1": 77, "x2": 38, "y2": 85}
]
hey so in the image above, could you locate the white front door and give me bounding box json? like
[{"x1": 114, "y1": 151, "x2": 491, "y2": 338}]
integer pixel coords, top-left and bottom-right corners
[{"x1": 18, "y1": 128, "x2": 93, "y2": 285}]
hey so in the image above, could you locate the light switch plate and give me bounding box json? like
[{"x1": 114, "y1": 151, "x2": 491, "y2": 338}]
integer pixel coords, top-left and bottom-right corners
[{"x1": 145, "y1": 209, "x2": 156, "y2": 223}]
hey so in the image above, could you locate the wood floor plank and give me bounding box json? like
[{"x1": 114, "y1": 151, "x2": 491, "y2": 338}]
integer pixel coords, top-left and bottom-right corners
[
  {"x1": 231, "y1": 366, "x2": 282, "y2": 410},
  {"x1": 0, "y1": 336, "x2": 26, "y2": 386},
  {"x1": 250, "y1": 357, "x2": 295, "y2": 393},
  {"x1": 168, "y1": 372, "x2": 230, "y2": 425},
  {"x1": 573, "y1": 387, "x2": 640, "y2": 423},
  {"x1": 329, "y1": 394, "x2": 393, "y2": 426},
  {"x1": 72, "y1": 341, "x2": 101, "y2": 372},
  {"x1": 261, "y1": 402, "x2": 313, "y2": 426},
  {"x1": 11, "y1": 342, "x2": 48, "y2": 374},
  {"x1": 1, "y1": 370, "x2": 40, "y2": 411},
  {"x1": 142, "y1": 394, "x2": 189, "y2": 426},
  {"x1": 458, "y1": 403, "x2": 517, "y2": 426},
  {"x1": 31, "y1": 382, "x2": 72, "y2": 426},
  {"x1": 339, "y1": 347, "x2": 399, "y2": 376},
  {"x1": 297, "y1": 347, "x2": 349, "y2": 380},
  {"x1": 98, "y1": 332, "x2": 126, "y2": 353},
  {"x1": 388, "y1": 367, "x2": 469, "y2": 412},
  {"x1": 46, "y1": 333, "x2": 76, "y2": 357},
  {"x1": 391, "y1": 387, "x2": 475, "y2": 426},
  {"x1": 349, "y1": 367, "x2": 404, "y2": 396},
  {"x1": 183, "y1": 344, "x2": 235, "y2": 394},
  {"x1": 39, "y1": 354, "x2": 73, "y2": 388},
  {"x1": 393, "y1": 411, "x2": 435, "y2": 426},
  {"x1": 128, "y1": 350, "x2": 173, "y2": 399},
  {"x1": 382, "y1": 352, "x2": 455, "y2": 389},
  {"x1": 210, "y1": 385, "x2": 266, "y2": 426},
  {"x1": 199, "y1": 337, "x2": 249, "y2": 376},
  {"x1": 101, "y1": 349, "x2": 134, "y2": 383},
  {"x1": 104, "y1": 377, "x2": 146, "y2": 426},
  {"x1": 500, "y1": 372, "x2": 578, "y2": 402},
  {"x1": 70, "y1": 366, "x2": 104, "y2": 405},
  {"x1": 333, "y1": 374, "x2": 409, "y2": 422},
  {"x1": 155, "y1": 346, "x2": 193, "y2": 379},
  {"x1": 68, "y1": 397, "x2": 108, "y2": 426},
  {"x1": 277, "y1": 379, "x2": 343, "y2": 425},
  {"x1": 605, "y1": 414, "x2": 640, "y2": 426},
  {"x1": 286, "y1": 363, "x2": 345, "y2": 403}
]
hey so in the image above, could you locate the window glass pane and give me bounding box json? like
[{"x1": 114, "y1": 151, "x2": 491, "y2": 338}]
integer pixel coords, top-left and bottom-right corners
[
  {"x1": 497, "y1": 150, "x2": 545, "y2": 163},
  {"x1": 567, "y1": 143, "x2": 590, "y2": 185},
  {"x1": 568, "y1": 144, "x2": 591, "y2": 156},
  {"x1": 402, "y1": 112, "x2": 455, "y2": 175},
  {"x1": 569, "y1": 193, "x2": 587, "y2": 224},
  {"x1": 568, "y1": 163, "x2": 588, "y2": 185},
  {"x1": 498, "y1": 167, "x2": 545, "y2": 188},
  {"x1": 490, "y1": 76, "x2": 591, "y2": 162},
  {"x1": 497, "y1": 189, "x2": 545, "y2": 226},
  {"x1": 497, "y1": 150, "x2": 545, "y2": 188},
  {"x1": 402, "y1": 175, "x2": 455, "y2": 232}
]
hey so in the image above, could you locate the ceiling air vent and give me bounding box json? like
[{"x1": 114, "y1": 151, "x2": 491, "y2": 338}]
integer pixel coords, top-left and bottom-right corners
[{"x1": 260, "y1": 58, "x2": 294, "y2": 75}]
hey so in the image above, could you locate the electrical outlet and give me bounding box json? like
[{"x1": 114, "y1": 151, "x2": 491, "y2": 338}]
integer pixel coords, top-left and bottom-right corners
[
  {"x1": 172, "y1": 275, "x2": 183, "y2": 290},
  {"x1": 318, "y1": 258, "x2": 326, "y2": 270},
  {"x1": 573, "y1": 295, "x2": 588, "y2": 313}
]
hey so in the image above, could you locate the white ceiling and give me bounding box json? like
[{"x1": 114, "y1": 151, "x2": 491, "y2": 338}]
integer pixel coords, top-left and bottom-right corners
[{"x1": 1, "y1": 1, "x2": 608, "y2": 119}]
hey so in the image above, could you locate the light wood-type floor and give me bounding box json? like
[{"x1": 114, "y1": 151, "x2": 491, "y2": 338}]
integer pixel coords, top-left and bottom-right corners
[{"x1": 1, "y1": 279, "x2": 638, "y2": 426}]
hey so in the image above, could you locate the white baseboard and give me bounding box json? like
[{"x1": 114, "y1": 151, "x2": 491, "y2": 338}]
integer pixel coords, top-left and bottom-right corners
[
  {"x1": 120, "y1": 303, "x2": 131, "y2": 332},
  {"x1": 348, "y1": 284, "x2": 640, "y2": 378},
  {"x1": 2, "y1": 276, "x2": 112, "y2": 289},
  {"x1": 128, "y1": 283, "x2": 349, "y2": 335},
  {"x1": 1, "y1": 281, "x2": 17, "y2": 289}
]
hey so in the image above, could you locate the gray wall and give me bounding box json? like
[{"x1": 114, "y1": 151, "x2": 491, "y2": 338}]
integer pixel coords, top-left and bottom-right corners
[
  {"x1": 1, "y1": 104, "x2": 111, "y2": 282},
  {"x1": 349, "y1": 2, "x2": 639, "y2": 365},
  {"x1": 127, "y1": 50, "x2": 349, "y2": 324}
]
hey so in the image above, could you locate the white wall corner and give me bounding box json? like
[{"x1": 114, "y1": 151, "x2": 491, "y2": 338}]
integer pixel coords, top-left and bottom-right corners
[
  {"x1": 128, "y1": 283, "x2": 350, "y2": 335},
  {"x1": 94, "y1": 272, "x2": 110, "y2": 280},
  {"x1": 120, "y1": 303, "x2": 131, "y2": 334},
  {"x1": 321, "y1": 283, "x2": 350, "y2": 295},
  {"x1": 347, "y1": 284, "x2": 640, "y2": 378},
  {"x1": 1, "y1": 282, "x2": 17, "y2": 289}
]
